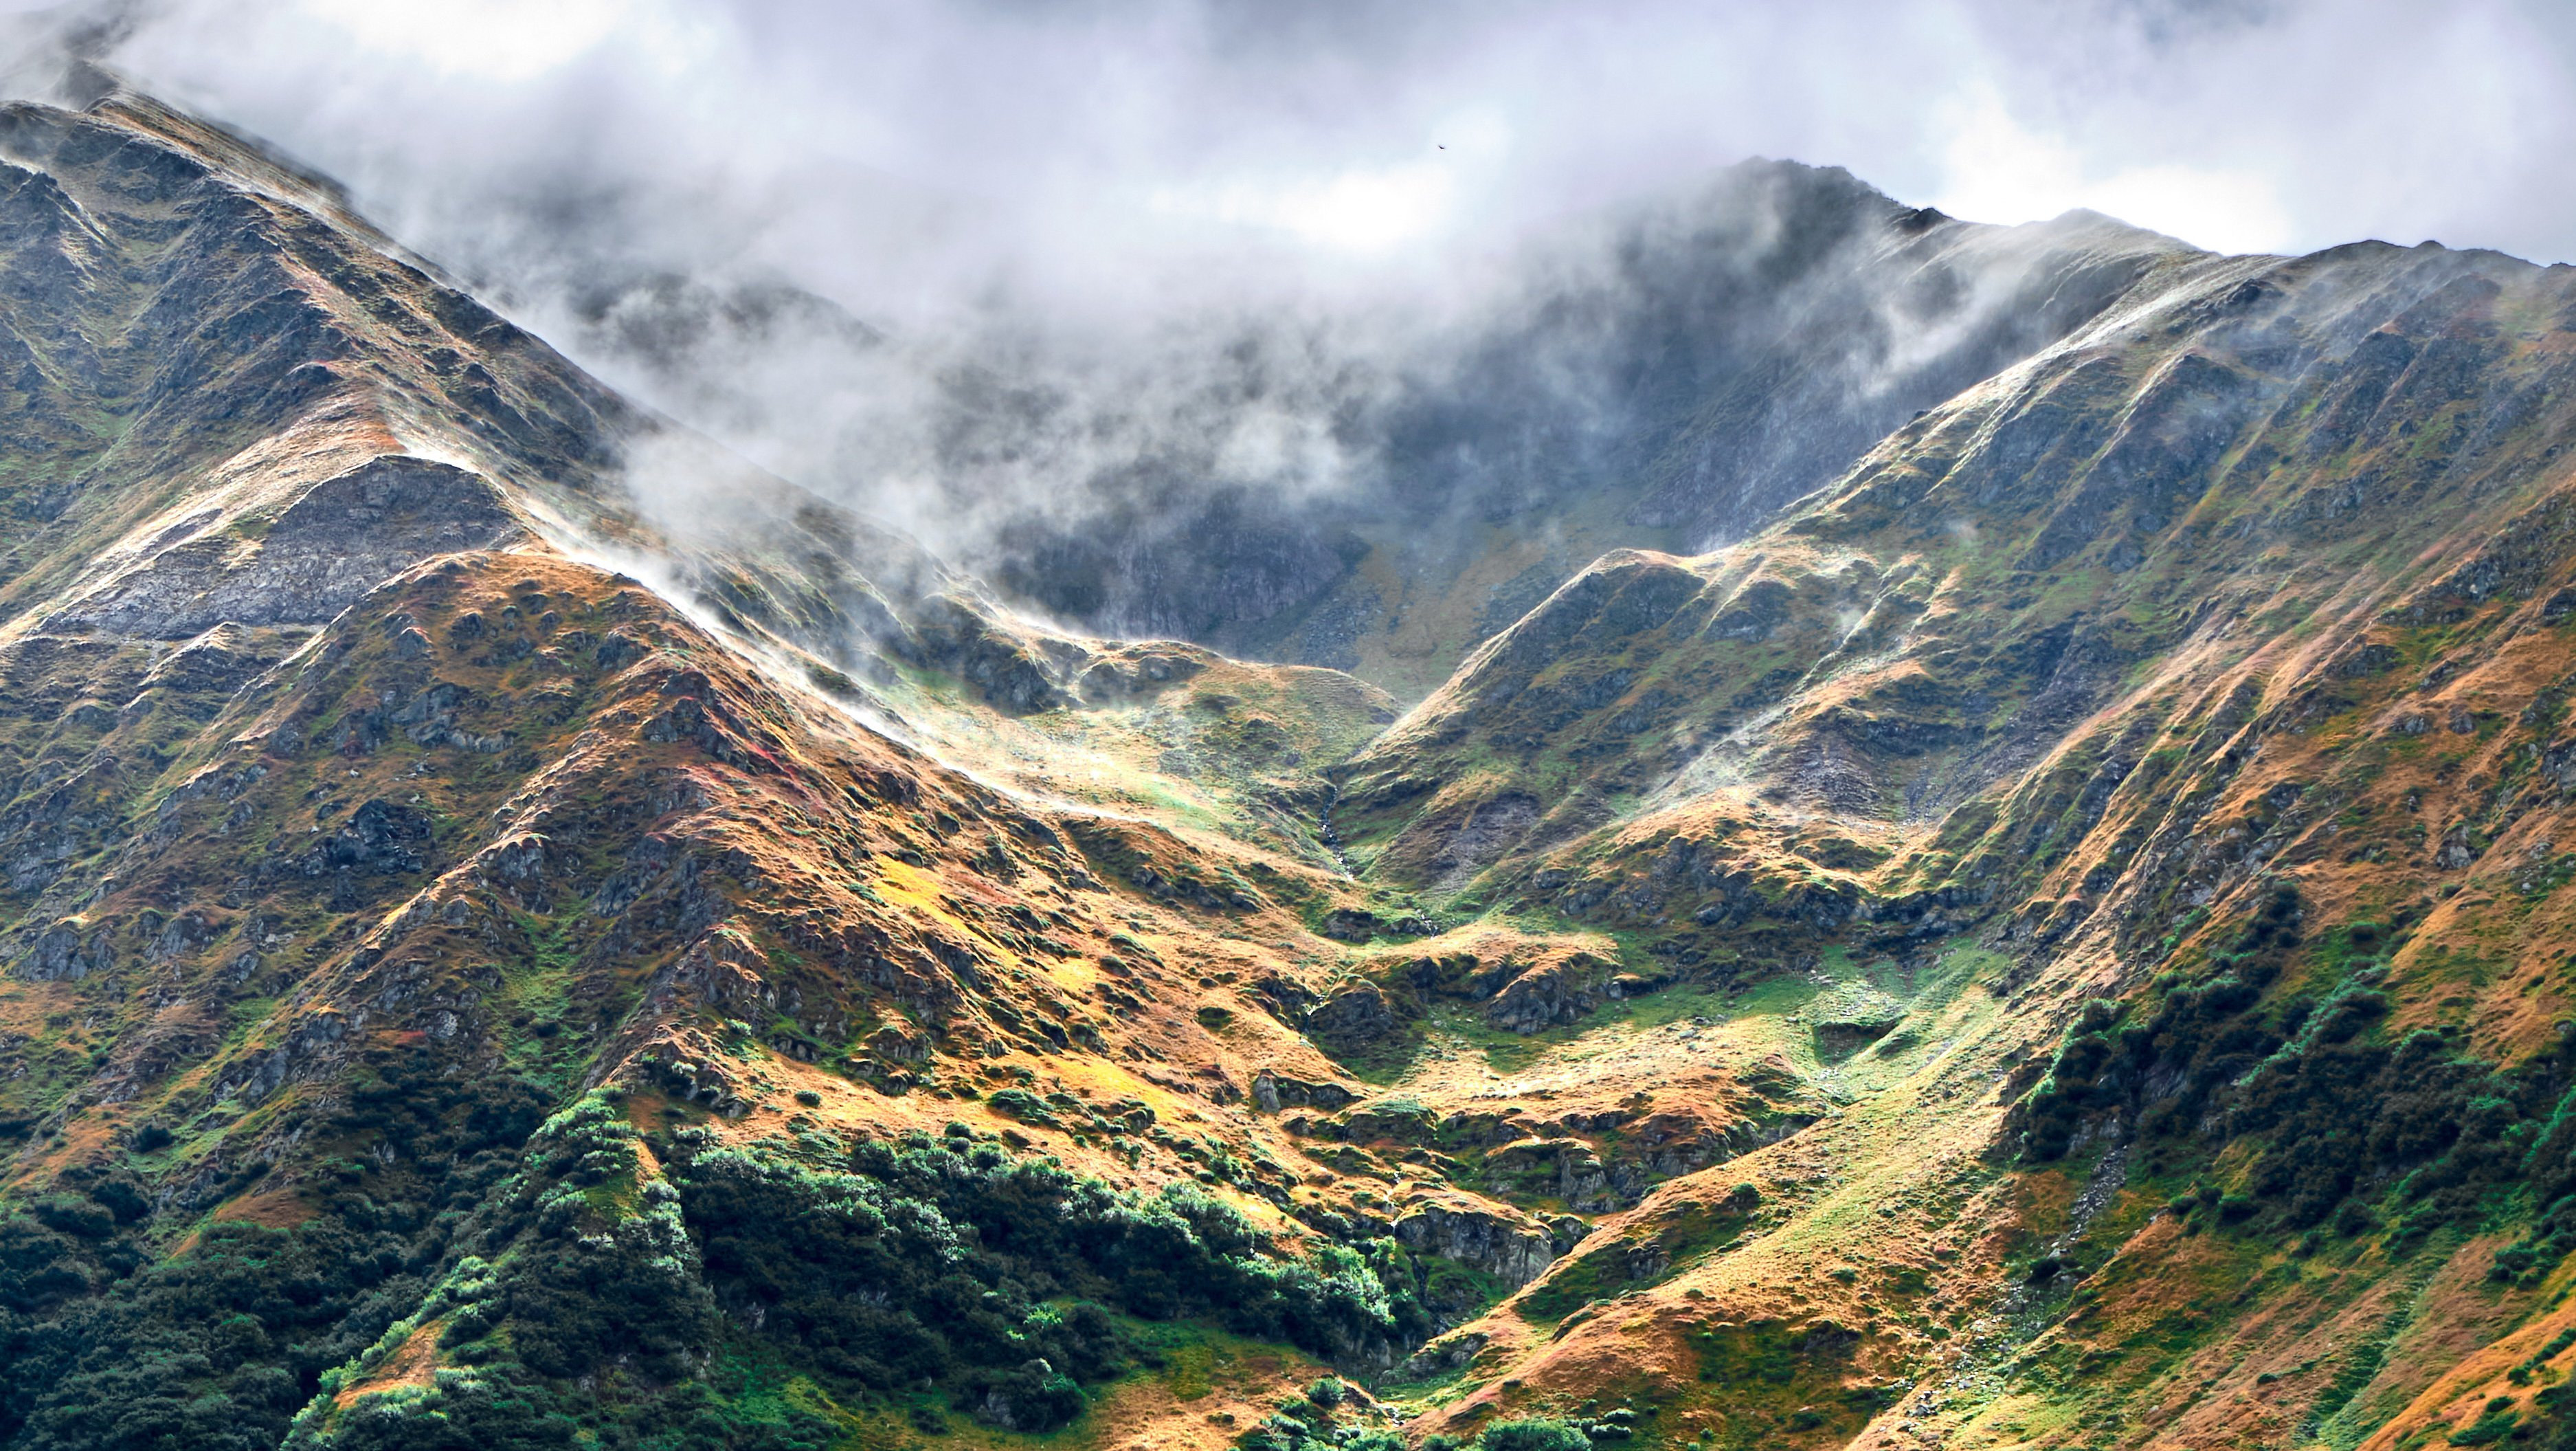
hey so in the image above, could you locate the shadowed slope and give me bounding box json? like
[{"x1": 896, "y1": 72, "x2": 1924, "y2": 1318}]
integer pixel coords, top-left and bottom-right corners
[{"x1": 980, "y1": 164, "x2": 2194, "y2": 698}]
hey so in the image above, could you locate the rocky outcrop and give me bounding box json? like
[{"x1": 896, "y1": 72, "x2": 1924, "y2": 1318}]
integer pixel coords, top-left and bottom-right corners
[
  {"x1": 901, "y1": 593, "x2": 1076, "y2": 713},
  {"x1": 1251, "y1": 1070, "x2": 1356, "y2": 1113},
  {"x1": 1398, "y1": 1330, "x2": 1490, "y2": 1380},
  {"x1": 1484, "y1": 952, "x2": 1615, "y2": 1034},
  {"x1": 1391, "y1": 1191, "x2": 1557, "y2": 1287},
  {"x1": 46, "y1": 457, "x2": 524, "y2": 639},
  {"x1": 1308, "y1": 980, "x2": 1411, "y2": 1054}
]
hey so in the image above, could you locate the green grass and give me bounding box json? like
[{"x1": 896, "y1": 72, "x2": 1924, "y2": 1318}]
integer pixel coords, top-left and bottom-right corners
[{"x1": 497, "y1": 910, "x2": 587, "y2": 1087}]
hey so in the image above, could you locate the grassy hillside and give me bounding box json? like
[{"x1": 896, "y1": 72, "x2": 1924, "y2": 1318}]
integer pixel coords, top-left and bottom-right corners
[
  {"x1": 12, "y1": 78, "x2": 2576, "y2": 1451},
  {"x1": 1321, "y1": 233, "x2": 2576, "y2": 1449}
]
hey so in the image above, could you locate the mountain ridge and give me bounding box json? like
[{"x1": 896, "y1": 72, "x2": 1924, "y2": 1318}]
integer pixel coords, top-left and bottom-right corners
[
  {"x1": 987, "y1": 161, "x2": 2201, "y2": 699},
  {"x1": 2, "y1": 81, "x2": 2576, "y2": 1451}
]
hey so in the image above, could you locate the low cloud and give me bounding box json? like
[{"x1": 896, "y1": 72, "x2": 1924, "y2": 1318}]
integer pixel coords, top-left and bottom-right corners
[{"x1": 0, "y1": 0, "x2": 2565, "y2": 633}]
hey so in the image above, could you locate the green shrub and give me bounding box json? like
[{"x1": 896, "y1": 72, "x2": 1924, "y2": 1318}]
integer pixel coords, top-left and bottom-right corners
[
  {"x1": 973, "y1": 1361, "x2": 1087, "y2": 1432},
  {"x1": 2449, "y1": 1404, "x2": 2520, "y2": 1445},
  {"x1": 3, "y1": 1074, "x2": 1415, "y2": 1451},
  {"x1": 985, "y1": 1087, "x2": 1060, "y2": 1126},
  {"x1": 1480, "y1": 1418, "x2": 1594, "y2": 1451}
]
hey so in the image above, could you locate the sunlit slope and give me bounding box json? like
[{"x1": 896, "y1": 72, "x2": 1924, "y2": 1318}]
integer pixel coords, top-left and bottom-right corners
[
  {"x1": 1320, "y1": 233, "x2": 2576, "y2": 1447},
  {"x1": 0, "y1": 88, "x2": 1466, "y2": 1451}
]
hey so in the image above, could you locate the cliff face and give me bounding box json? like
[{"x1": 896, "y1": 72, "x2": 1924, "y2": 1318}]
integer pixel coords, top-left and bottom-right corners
[{"x1": 8, "y1": 82, "x2": 2576, "y2": 1451}]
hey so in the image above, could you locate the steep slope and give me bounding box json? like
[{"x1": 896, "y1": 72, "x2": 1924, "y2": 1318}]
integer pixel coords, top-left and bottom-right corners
[
  {"x1": 0, "y1": 90, "x2": 1442, "y2": 1451},
  {"x1": 1327, "y1": 232, "x2": 2576, "y2": 1448}
]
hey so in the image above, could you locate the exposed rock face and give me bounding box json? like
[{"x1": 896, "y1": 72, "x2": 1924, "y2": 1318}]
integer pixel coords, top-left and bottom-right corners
[
  {"x1": 1483, "y1": 953, "x2": 1614, "y2": 1034},
  {"x1": 1397, "y1": 1329, "x2": 1490, "y2": 1380},
  {"x1": 1393, "y1": 1194, "x2": 1557, "y2": 1287},
  {"x1": 1251, "y1": 1069, "x2": 1355, "y2": 1112},
  {"x1": 1806, "y1": 981, "x2": 1907, "y2": 1058},
  {"x1": 1308, "y1": 979, "x2": 1408, "y2": 1052},
  {"x1": 44, "y1": 457, "x2": 523, "y2": 638}
]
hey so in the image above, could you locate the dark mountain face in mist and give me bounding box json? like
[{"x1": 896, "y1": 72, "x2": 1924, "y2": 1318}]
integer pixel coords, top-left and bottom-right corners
[
  {"x1": 557, "y1": 157, "x2": 2190, "y2": 696},
  {"x1": 987, "y1": 162, "x2": 2188, "y2": 689}
]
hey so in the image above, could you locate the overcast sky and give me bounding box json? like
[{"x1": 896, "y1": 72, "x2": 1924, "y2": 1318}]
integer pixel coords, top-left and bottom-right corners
[{"x1": 34, "y1": 0, "x2": 2576, "y2": 315}]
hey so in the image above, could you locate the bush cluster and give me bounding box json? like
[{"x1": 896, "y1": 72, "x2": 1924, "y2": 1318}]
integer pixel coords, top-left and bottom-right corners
[
  {"x1": 2019, "y1": 890, "x2": 2576, "y2": 1247},
  {"x1": 293, "y1": 1098, "x2": 1405, "y2": 1447},
  {"x1": 691, "y1": 1127, "x2": 1399, "y2": 1393},
  {"x1": 0, "y1": 1076, "x2": 1424, "y2": 1451},
  {"x1": 0, "y1": 1054, "x2": 550, "y2": 1451}
]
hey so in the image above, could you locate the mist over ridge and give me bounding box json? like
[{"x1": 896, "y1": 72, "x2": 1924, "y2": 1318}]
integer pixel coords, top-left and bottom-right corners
[{"x1": 0, "y1": 0, "x2": 2562, "y2": 689}]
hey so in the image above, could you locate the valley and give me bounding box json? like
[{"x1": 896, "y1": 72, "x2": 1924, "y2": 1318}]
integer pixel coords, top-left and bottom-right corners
[{"x1": 0, "y1": 80, "x2": 2572, "y2": 1451}]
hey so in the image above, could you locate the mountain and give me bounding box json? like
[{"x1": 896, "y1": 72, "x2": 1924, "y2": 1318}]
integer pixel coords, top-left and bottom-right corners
[
  {"x1": 0, "y1": 88, "x2": 1411, "y2": 1451},
  {"x1": 949, "y1": 165, "x2": 2198, "y2": 701},
  {"x1": 1332, "y1": 225, "x2": 2576, "y2": 1451},
  {"x1": 5, "y1": 80, "x2": 2576, "y2": 1451},
  {"x1": 586, "y1": 158, "x2": 2192, "y2": 702}
]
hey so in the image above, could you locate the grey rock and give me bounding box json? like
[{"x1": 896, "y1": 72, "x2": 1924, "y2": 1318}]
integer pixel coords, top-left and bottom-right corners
[
  {"x1": 49, "y1": 456, "x2": 522, "y2": 639},
  {"x1": 1391, "y1": 1197, "x2": 1556, "y2": 1287}
]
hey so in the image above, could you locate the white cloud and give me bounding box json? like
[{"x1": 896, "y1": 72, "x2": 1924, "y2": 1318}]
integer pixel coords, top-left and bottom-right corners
[
  {"x1": 10, "y1": 0, "x2": 2572, "y2": 573},
  {"x1": 287, "y1": 0, "x2": 671, "y2": 83},
  {"x1": 74, "y1": 0, "x2": 2576, "y2": 302},
  {"x1": 1154, "y1": 160, "x2": 1459, "y2": 253},
  {"x1": 1929, "y1": 85, "x2": 2294, "y2": 254},
  {"x1": 2079, "y1": 164, "x2": 2292, "y2": 257}
]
